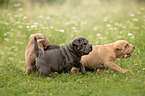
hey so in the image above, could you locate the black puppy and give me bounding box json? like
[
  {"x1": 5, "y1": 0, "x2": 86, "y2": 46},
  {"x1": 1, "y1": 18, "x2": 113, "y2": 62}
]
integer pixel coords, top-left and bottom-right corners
[{"x1": 34, "y1": 36, "x2": 92, "y2": 77}]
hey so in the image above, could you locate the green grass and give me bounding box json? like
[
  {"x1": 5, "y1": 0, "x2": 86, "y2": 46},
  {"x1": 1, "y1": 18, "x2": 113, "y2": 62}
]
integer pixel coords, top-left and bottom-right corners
[{"x1": 0, "y1": 0, "x2": 145, "y2": 96}]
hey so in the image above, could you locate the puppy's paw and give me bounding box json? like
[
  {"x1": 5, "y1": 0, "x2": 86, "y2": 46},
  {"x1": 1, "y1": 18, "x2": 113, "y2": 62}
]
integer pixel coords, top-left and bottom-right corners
[
  {"x1": 81, "y1": 67, "x2": 86, "y2": 75},
  {"x1": 24, "y1": 73, "x2": 28, "y2": 76},
  {"x1": 82, "y1": 70, "x2": 86, "y2": 75},
  {"x1": 71, "y1": 67, "x2": 79, "y2": 75},
  {"x1": 98, "y1": 69, "x2": 105, "y2": 75},
  {"x1": 125, "y1": 69, "x2": 135, "y2": 75}
]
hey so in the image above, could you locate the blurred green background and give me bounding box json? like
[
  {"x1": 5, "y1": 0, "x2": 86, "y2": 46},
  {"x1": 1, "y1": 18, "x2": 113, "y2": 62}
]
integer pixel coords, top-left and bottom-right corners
[{"x1": 0, "y1": 0, "x2": 145, "y2": 96}]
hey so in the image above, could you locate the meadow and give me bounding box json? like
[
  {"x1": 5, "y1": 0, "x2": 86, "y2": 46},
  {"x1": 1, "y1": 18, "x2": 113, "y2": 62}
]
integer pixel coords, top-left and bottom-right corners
[{"x1": 0, "y1": 0, "x2": 145, "y2": 96}]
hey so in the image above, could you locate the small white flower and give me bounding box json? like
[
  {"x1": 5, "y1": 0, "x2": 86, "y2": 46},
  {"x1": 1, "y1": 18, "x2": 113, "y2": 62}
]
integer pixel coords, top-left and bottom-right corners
[
  {"x1": 126, "y1": 21, "x2": 131, "y2": 24},
  {"x1": 4, "y1": 33, "x2": 7, "y2": 36},
  {"x1": 104, "y1": 17, "x2": 108, "y2": 22},
  {"x1": 132, "y1": 18, "x2": 138, "y2": 21},
  {"x1": 19, "y1": 8, "x2": 23, "y2": 11},
  {"x1": 140, "y1": 8, "x2": 144, "y2": 10},
  {"x1": 1, "y1": 52, "x2": 4, "y2": 55},
  {"x1": 9, "y1": 57, "x2": 14, "y2": 60},
  {"x1": 97, "y1": 34, "x2": 101, "y2": 37},
  {"x1": 7, "y1": 13, "x2": 11, "y2": 16},
  {"x1": 109, "y1": 27, "x2": 113, "y2": 30},
  {"x1": 133, "y1": 27, "x2": 140, "y2": 30},
  {"x1": 119, "y1": 23, "x2": 123, "y2": 27},
  {"x1": 31, "y1": 25, "x2": 37, "y2": 28},
  {"x1": 26, "y1": 26, "x2": 30, "y2": 28},
  {"x1": 72, "y1": 27, "x2": 76, "y2": 30},
  {"x1": 131, "y1": 36, "x2": 135, "y2": 39},
  {"x1": 11, "y1": 29, "x2": 14, "y2": 31},
  {"x1": 4, "y1": 38, "x2": 10, "y2": 41},
  {"x1": 74, "y1": 30, "x2": 78, "y2": 33},
  {"x1": 113, "y1": 28, "x2": 117, "y2": 30},
  {"x1": 128, "y1": 33, "x2": 133, "y2": 36},
  {"x1": 65, "y1": 22, "x2": 70, "y2": 25},
  {"x1": 39, "y1": 15, "x2": 43, "y2": 18},
  {"x1": 93, "y1": 26, "x2": 98, "y2": 31},
  {"x1": 122, "y1": 26, "x2": 126, "y2": 29},
  {"x1": 19, "y1": 25, "x2": 23, "y2": 29},
  {"x1": 130, "y1": 14, "x2": 134, "y2": 17},
  {"x1": 28, "y1": 29, "x2": 31, "y2": 31},
  {"x1": 106, "y1": 32, "x2": 109, "y2": 35},
  {"x1": 80, "y1": 21, "x2": 87, "y2": 25},
  {"x1": 16, "y1": 21, "x2": 20, "y2": 24},
  {"x1": 14, "y1": 15, "x2": 18, "y2": 18},
  {"x1": 14, "y1": 3, "x2": 21, "y2": 7},
  {"x1": 107, "y1": 24, "x2": 111, "y2": 27},
  {"x1": 24, "y1": 16, "x2": 27, "y2": 19},
  {"x1": 45, "y1": 27, "x2": 49, "y2": 29},
  {"x1": 59, "y1": 30, "x2": 64, "y2": 33},
  {"x1": 34, "y1": 22, "x2": 39, "y2": 25},
  {"x1": 115, "y1": 23, "x2": 119, "y2": 26},
  {"x1": 50, "y1": 26, "x2": 54, "y2": 29}
]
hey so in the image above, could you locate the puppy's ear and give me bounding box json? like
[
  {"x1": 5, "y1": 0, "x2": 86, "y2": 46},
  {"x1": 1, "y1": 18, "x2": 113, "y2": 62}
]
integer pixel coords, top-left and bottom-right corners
[
  {"x1": 29, "y1": 34, "x2": 35, "y2": 39},
  {"x1": 72, "y1": 39, "x2": 80, "y2": 46},
  {"x1": 115, "y1": 44, "x2": 123, "y2": 50},
  {"x1": 37, "y1": 39, "x2": 46, "y2": 43}
]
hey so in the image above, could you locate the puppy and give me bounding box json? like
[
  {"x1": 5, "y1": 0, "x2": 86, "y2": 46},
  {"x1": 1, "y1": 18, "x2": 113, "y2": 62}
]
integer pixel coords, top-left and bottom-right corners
[
  {"x1": 71, "y1": 40, "x2": 135, "y2": 75},
  {"x1": 34, "y1": 36, "x2": 92, "y2": 77},
  {"x1": 25, "y1": 33, "x2": 49, "y2": 75}
]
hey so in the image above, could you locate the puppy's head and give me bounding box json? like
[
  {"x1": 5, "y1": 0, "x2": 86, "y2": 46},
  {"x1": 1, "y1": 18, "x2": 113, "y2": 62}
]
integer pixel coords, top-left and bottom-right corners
[
  {"x1": 37, "y1": 38, "x2": 49, "y2": 49},
  {"x1": 114, "y1": 40, "x2": 135, "y2": 58},
  {"x1": 68, "y1": 36, "x2": 92, "y2": 56},
  {"x1": 29, "y1": 33, "x2": 46, "y2": 40}
]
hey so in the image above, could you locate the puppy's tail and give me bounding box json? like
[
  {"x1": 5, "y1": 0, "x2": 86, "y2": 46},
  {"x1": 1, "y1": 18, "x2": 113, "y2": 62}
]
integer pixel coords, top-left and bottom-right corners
[{"x1": 34, "y1": 37, "x2": 39, "y2": 57}]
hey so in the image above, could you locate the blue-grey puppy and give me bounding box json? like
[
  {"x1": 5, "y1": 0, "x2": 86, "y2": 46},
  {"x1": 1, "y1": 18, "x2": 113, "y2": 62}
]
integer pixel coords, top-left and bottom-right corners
[{"x1": 34, "y1": 36, "x2": 92, "y2": 77}]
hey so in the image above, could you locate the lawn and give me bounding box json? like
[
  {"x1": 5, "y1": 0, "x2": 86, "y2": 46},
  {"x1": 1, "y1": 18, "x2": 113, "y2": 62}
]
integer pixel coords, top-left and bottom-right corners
[{"x1": 0, "y1": 0, "x2": 145, "y2": 96}]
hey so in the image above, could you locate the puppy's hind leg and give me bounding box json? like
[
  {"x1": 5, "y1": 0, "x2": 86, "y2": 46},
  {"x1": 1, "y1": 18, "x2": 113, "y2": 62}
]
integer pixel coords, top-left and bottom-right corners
[
  {"x1": 25, "y1": 68, "x2": 31, "y2": 75},
  {"x1": 25, "y1": 63, "x2": 33, "y2": 75}
]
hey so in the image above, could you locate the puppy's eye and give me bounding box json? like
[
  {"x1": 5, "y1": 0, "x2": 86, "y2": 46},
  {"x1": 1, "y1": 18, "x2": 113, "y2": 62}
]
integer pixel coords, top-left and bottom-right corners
[{"x1": 125, "y1": 44, "x2": 129, "y2": 48}]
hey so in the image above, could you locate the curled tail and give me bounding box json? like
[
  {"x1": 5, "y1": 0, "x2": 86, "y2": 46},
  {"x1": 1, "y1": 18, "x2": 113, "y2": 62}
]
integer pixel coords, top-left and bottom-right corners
[{"x1": 34, "y1": 37, "x2": 39, "y2": 57}]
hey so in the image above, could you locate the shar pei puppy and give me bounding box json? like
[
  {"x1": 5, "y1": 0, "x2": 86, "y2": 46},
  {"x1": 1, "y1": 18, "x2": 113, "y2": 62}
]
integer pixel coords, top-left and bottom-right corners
[
  {"x1": 34, "y1": 36, "x2": 92, "y2": 77},
  {"x1": 71, "y1": 40, "x2": 135, "y2": 75},
  {"x1": 25, "y1": 33, "x2": 60, "y2": 75},
  {"x1": 25, "y1": 33, "x2": 49, "y2": 75}
]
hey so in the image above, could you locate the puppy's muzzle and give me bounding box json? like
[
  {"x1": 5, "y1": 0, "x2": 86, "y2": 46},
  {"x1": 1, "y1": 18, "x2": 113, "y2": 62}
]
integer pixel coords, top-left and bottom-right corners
[
  {"x1": 83, "y1": 43, "x2": 92, "y2": 55},
  {"x1": 86, "y1": 43, "x2": 92, "y2": 51},
  {"x1": 124, "y1": 45, "x2": 135, "y2": 58}
]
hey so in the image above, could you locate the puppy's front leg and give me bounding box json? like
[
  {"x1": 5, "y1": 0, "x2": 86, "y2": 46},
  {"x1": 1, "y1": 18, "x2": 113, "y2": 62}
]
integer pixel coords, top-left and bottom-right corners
[
  {"x1": 78, "y1": 62, "x2": 86, "y2": 75},
  {"x1": 98, "y1": 68, "x2": 106, "y2": 75},
  {"x1": 104, "y1": 61, "x2": 127, "y2": 73}
]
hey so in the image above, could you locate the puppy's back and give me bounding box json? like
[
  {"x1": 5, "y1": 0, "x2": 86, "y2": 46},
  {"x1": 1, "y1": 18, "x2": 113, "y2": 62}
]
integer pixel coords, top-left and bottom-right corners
[{"x1": 36, "y1": 49, "x2": 65, "y2": 72}]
